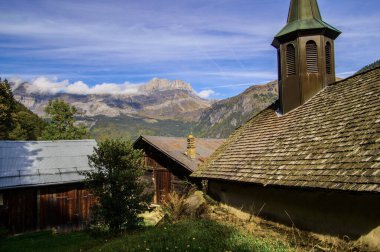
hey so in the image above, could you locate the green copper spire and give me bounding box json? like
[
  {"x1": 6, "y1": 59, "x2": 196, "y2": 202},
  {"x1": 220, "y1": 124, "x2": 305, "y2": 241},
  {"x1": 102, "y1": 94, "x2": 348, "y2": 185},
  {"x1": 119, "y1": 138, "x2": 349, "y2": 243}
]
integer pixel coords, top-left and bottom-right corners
[
  {"x1": 288, "y1": 0, "x2": 322, "y2": 22},
  {"x1": 274, "y1": 0, "x2": 341, "y2": 41}
]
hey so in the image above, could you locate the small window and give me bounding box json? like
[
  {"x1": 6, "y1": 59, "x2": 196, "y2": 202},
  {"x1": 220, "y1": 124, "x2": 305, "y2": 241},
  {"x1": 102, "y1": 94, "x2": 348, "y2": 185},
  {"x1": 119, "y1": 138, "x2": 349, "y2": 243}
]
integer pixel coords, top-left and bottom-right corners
[
  {"x1": 0, "y1": 193, "x2": 3, "y2": 206},
  {"x1": 306, "y1": 41, "x2": 318, "y2": 73},
  {"x1": 325, "y1": 42, "x2": 332, "y2": 74},
  {"x1": 286, "y1": 44, "x2": 296, "y2": 76}
]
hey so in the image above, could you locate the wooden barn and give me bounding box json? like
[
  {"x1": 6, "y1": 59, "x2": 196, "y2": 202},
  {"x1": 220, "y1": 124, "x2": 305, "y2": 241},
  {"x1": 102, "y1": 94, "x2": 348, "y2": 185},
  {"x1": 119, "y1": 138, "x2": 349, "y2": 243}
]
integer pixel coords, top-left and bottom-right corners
[
  {"x1": 193, "y1": 0, "x2": 380, "y2": 239},
  {"x1": 134, "y1": 135, "x2": 224, "y2": 204},
  {"x1": 0, "y1": 140, "x2": 98, "y2": 233}
]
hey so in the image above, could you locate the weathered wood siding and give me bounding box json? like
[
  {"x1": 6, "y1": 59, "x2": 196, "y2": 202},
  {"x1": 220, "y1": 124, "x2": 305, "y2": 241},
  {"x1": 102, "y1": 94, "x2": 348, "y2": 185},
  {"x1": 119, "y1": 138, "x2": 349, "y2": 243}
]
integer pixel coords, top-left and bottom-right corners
[
  {"x1": 0, "y1": 189, "x2": 37, "y2": 233},
  {"x1": 39, "y1": 186, "x2": 96, "y2": 231},
  {"x1": 143, "y1": 153, "x2": 192, "y2": 204},
  {"x1": 0, "y1": 184, "x2": 97, "y2": 233}
]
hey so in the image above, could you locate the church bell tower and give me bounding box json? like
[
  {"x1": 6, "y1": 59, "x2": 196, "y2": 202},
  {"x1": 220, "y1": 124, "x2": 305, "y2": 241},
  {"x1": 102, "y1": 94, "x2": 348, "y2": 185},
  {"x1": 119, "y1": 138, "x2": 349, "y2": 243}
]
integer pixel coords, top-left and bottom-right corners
[{"x1": 272, "y1": 0, "x2": 341, "y2": 114}]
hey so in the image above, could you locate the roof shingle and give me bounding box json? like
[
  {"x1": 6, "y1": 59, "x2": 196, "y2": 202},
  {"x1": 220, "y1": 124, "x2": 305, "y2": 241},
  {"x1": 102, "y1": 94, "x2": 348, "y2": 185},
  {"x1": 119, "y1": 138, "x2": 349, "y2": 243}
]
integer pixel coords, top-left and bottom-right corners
[
  {"x1": 135, "y1": 135, "x2": 225, "y2": 172},
  {"x1": 192, "y1": 67, "x2": 380, "y2": 193}
]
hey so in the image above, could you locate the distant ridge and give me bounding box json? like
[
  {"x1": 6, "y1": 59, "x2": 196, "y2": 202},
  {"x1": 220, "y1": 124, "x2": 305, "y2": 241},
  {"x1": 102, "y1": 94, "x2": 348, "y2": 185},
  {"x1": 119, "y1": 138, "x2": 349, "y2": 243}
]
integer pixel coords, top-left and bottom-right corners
[
  {"x1": 195, "y1": 81, "x2": 278, "y2": 138},
  {"x1": 357, "y1": 59, "x2": 380, "y2": 74}
]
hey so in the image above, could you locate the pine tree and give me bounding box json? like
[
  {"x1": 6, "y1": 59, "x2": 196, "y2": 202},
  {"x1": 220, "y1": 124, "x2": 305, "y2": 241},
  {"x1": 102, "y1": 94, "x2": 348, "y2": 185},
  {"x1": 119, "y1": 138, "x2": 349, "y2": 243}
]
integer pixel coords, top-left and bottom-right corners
[
  {"x1": 41, "y1": 99, "x2": 89, "y2": 140},
  {"x1": 0, "y1": 79, "x2": 16, "y2": 139},
  {"x1": 82, "y1": 139, "x2": 151, "y2": 232},
  {"x1": 9, "y1": 110, "x2": 45, "y2": 140}
]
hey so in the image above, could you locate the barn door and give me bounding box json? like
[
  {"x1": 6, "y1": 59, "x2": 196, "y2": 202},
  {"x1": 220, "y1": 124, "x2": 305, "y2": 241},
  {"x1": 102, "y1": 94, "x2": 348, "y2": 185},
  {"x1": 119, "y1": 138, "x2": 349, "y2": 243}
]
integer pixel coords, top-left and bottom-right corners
[
  {"x1": 39, "y1": 187, "x2": 97, "y2": 230},
  {"x1": 77, "y1": 189, "x2": 96, "y2": 227},
  {"x1": 154, "y1": 170, "x2": 172, "y2": 204}
]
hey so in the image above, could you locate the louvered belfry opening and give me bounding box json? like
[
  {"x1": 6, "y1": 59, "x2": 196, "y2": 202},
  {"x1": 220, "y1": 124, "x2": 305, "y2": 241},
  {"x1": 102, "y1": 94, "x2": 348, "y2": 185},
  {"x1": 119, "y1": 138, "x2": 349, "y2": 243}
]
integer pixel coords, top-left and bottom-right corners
[
  {"x1": 286, "y1": 44, "x2": 296, "y2": 76},
  {"x1": 325, "y1": 42, "x2": 332, "y2": 74},
  {"x1": 306, "y1": 41, "x2": 318, "y2": 73},
  {"x1": 272, "y1": 0, "x2": 341, "y2": 114}
]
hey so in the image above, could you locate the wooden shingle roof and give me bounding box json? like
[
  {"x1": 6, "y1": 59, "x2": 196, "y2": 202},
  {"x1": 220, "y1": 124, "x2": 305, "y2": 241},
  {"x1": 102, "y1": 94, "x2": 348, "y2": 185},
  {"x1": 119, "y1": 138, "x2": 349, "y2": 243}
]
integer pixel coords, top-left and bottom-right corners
[
  {"x1": 134, "y1": 135, "x2": 225, "y2": 172},
  {"x1": 192, "y1": 67, "x2": 380, "y2": 193}
]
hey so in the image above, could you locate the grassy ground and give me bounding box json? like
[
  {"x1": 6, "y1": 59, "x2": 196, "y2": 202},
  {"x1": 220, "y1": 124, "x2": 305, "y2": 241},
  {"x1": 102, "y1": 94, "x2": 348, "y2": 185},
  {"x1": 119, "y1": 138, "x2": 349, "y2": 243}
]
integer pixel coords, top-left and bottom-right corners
[
  {"x1": 0, "y1": 231, "x2": 100, "y2": 252},
  {"x1": 91, "y1": 220, "x2": 290, "y2": 252},
  {"x1": 0, "y1": 220, "x2": 291, "y2": 252}
]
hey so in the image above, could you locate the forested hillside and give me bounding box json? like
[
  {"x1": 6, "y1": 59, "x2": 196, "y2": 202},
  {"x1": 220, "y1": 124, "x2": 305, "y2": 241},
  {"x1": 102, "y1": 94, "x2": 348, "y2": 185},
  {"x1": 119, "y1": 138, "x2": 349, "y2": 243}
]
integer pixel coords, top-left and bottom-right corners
[
  {"x1": 357, "y1": 59, "x2": 380, "y2": 74},
  {"x1": 195, "y1": 81, "x2": 278, "y2": 138},
  {"x1": 0, "y1": 79, "x2": 46, "y2": 140},
  {"x1": 89, "y1": 115, "x2": 195, "y2": 141}
]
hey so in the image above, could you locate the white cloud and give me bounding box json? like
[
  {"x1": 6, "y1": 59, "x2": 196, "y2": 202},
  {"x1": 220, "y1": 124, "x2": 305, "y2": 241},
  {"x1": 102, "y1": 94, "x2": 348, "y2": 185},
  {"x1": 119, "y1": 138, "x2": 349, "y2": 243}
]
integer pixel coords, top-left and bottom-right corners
[
  {"x1": 2, "y1": 0, "x2": 379, "y2": 98},
  {"x1": 197, "y1": 89, "x2": 215, "y2": 99},
  {"x1": 28, "y1": 77, "x2": 68, "y2": 94},
  {"x1": 9, "y1": 76, "x2": 26, "y2": 90},
  {"x1": 336, "y1": 71, "x2": 356, "y2": 78},
  {"x1": 203, "y1": 71, "x2": 276, "y2": 79},
  {"x1": 0, "y1": 1, "x2": 277, "y2": 65},
  {"x1": 25, "y1": 76, "x2": 142, "y2": 95}
]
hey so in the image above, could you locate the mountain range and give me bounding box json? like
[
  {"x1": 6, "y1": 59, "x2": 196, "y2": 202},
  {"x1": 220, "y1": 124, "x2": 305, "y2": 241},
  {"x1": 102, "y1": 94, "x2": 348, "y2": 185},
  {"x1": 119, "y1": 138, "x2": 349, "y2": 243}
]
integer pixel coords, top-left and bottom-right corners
[
  {"x1": 11, "y1": 78, "x2": 278, "y2": 140},
  {"x1": 12, "y1": 78, "x2": 211, "y2": 121}
]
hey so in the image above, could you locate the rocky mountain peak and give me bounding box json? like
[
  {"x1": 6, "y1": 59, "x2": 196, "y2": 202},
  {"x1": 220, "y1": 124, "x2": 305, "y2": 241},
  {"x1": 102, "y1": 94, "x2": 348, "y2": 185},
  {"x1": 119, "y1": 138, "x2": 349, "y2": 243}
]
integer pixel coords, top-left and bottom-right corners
[
  {"x1": 139, "y1": 78, "x2": 194, "y2": 93},
  {"x1": 11, "y1": 77, "x2": 211, "y2": 120}
]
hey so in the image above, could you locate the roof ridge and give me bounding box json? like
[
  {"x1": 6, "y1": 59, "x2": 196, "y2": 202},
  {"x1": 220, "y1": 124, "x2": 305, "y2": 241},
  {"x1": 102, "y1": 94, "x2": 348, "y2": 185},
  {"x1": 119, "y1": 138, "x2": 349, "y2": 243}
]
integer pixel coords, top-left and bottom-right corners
[
  {"x1": 141, "y1": 135, "x2": 225, "y2": 140},
  {"x1": 328, "y1": 65, "x2": 380, "y2": 87}
]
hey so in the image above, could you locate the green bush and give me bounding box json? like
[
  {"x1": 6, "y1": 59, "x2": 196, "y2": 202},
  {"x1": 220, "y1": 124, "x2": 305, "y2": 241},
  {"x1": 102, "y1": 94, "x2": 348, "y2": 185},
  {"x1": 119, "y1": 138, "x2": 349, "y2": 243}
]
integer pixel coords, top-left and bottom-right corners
[{"x1": 82, "y1": 139, "x2": 152, "y2": 233}]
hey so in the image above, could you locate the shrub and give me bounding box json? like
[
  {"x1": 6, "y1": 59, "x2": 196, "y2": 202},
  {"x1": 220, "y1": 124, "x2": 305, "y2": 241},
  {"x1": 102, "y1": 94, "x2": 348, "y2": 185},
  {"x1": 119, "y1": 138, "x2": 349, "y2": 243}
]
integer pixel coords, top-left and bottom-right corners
[
  {"x1": 162, "y1": 190, "x2": 209, "y2": 223},
  {"x1": 162, "y1": 192, "x2": 189, "y2": 222},
  {"x1": 82, "y1": 139, "x2": 152, "y2": 233}
]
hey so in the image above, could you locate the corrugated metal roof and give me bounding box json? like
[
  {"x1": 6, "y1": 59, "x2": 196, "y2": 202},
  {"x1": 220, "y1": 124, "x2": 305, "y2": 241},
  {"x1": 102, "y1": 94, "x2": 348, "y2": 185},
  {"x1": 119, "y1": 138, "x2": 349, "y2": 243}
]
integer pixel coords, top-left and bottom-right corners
[
  {"x1": 135, "y1": 135, "x2": 225, "y2": 172},
  {"x1": 0, "y1": 140, "x2": 97, "y2": 189}
]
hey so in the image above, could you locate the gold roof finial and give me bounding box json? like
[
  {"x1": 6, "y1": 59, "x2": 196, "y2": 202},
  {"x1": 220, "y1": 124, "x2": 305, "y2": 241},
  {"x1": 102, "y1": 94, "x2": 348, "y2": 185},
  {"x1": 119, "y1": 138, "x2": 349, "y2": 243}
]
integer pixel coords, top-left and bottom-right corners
[{"x1": 187, "y1": 134, "x2": 196, "y2": 159}]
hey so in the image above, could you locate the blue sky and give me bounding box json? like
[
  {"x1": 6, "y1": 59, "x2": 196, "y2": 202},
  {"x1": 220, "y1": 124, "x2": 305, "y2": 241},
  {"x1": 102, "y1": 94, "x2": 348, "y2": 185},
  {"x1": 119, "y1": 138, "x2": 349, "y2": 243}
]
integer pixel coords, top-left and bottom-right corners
[{"x1": 1, "y1": 0, "x2": 379, "y2": 99}]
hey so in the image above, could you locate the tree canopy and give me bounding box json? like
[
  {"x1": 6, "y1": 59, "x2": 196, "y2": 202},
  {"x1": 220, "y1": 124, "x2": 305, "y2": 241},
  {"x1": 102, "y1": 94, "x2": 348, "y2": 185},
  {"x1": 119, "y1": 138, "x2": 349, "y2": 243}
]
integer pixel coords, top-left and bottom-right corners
[
  {"x1": 0, "y1": 79, "x2": 15, "y2": 139},
  {"x1": 83, "y1": 139, "x2": 151, "y2": 232},
  {"x1": 41, "y1": 99, "x2": 89, "y2": 140},
  {"x1": 0, "y1": 78, "x2": 45, "y2": 140}
]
